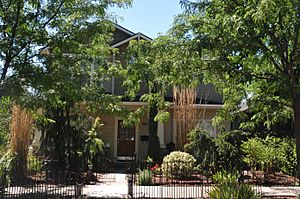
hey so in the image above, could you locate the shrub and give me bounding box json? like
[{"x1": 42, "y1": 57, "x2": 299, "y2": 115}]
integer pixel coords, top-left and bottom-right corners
[
  {"x1": 241, "y1": 137, "x2": 265, "y2": 169},
  {"x1": 278, "y1": 138, "x2": 297, "y2": 176},
  {"x1": 0, "y1": 97, "x2": 11, "y2": 156},
  {"x1": 137, "y1": 169, "x2": 152, "y2": 185},
  {"x1": 184, "y1": 128, "x2": 216, "y2": 171},
  {"x1": 27, "y1": 149, "x2": 43, "y2": 173},
  {"x1": 241, "y1": 136, "x2": 297, "y2": 175},
  {"x1": 215, "y1": 130, "x2": 249, "y2": 171},
  {"x1": 161, "y1": 151, "x2": 196, "y2": 179},
  {"x1": 0, "y1": 151, "x2": 13, "y2": 192},
  {"x1": 84, "y1": 117, "x2": 105, "y2": 169},
  {"x1": 209, "y1": 171, "x2": 260, "y2": 199}
]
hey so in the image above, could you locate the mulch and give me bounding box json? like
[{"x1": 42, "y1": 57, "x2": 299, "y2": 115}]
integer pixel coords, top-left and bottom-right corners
[{"x1": 148, "y1": 170, "x2": 298, "y2": 187}]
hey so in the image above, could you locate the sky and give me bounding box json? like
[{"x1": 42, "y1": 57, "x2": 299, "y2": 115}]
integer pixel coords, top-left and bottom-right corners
[{"x1": 109, "y1": 0, "x2": 184, "y2": 39}]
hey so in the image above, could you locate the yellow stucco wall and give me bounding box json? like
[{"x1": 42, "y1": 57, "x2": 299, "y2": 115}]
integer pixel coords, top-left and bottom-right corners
[{"x1": 96, "y1": 104, "x2": 230, "y2": 160}]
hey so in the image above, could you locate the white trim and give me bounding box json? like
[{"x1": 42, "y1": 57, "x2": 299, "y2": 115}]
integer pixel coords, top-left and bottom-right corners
[
  {"x1": 111, "y1": 33, "x2": 152, "y2": 48},
  {"x1": 121, "y1": 101, "x2": 222, "y2": 109},
  {"x1": 116, "y1": 156, "x2": 134, "y2": 161},
  {"x1": 194, "y1": 104, "x2": 223, "y2": 109},
  {"x1": 158, "y1": 121, "x2": 165, "y2": 148},
  {"x1": 114, "y1": 117, "x2": 118, "y2": 158},
  {"x1": 112, "y1": 52, "x2": 115, "y2": 95},
  {"x1": 121, "y1": 102, "x2": 148, "y2": 106},
  {"x1": 135, "y1": 123, "x2": 139, "y2": 157}
]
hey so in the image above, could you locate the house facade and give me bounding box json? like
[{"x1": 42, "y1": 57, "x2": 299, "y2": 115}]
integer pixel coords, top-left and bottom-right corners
[{"x1": 98, "y1": 25, "x2": 230, "y2": 161}]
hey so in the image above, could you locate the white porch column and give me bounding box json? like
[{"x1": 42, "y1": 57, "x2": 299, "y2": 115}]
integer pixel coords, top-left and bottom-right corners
[{"x1": 158, "y1": 121, "x2": 165, "y2": 148}]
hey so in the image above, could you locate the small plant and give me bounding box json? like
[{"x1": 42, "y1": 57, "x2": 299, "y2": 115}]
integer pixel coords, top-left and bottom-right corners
[
  {"x1": 137, "y1": 169, "x2": 152, "y2": 185},
  {"x1": 209, "y1": 171, "x2": 260, "y2": 199},
  {"x1": 146, "y1": 156, "x2": 153, "y2": 164},
  {"x1": 84, "y1": 117, "x2": 105, "y2": 169},
  {"x1": 27, "y1": 149, "x2": 43, "y2": 173},
  {"x1": 0, "y1": 151, "x2": 14, "y2": 192},
  {"x1": 161, "y1": 151, "x2": 196, "y2": 179},
  {"x1": 150, "y1": 163, "x2": 161, "y2": 175}
]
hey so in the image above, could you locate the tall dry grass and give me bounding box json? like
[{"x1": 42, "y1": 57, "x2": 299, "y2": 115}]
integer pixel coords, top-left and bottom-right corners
[
  {"x1": 173, "y1": 86, "x2": 207, "y2": 150},
  {"x1": 10, "y1": 104, "x2": 34, "y2": 177}
]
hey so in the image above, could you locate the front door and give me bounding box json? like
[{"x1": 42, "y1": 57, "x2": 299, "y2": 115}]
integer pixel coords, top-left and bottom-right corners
[{"x1": 117, "y1": 120, "x2": 135, "y2": 156}]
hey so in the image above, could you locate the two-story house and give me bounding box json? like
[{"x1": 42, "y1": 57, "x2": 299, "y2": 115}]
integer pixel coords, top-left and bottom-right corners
[{"x1": 98, "y1": 24, "x2": 230, "y2": 161}]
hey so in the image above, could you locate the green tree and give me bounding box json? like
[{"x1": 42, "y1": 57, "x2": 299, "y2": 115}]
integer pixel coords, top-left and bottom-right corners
[
  {"x1": 35, "y1": 34, "x2": 127, "y2": 171},
  {"x1": 125, "y1": 36, "x2": 202, "y2": 160},
  {"x1": 0, "y1": 0, "x2": 131, "y2": 98},
  {"x1": 178, "y1": 0, "x2": 300, "y2": 177},
  {"x1": 0, "y1": 0, "x2": 132, "y2": 170}
]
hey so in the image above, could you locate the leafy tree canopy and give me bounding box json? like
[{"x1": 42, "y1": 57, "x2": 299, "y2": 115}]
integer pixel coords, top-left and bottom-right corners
[
  {"x1": 0, "y1": 0, "x2": 131, "y2": 100},
  {"x1": 177, "y1": 0, "x2": 299, "y2": 130},
  {"x1": 177, "y1": 0, "x2": 300, "y2": 176}
]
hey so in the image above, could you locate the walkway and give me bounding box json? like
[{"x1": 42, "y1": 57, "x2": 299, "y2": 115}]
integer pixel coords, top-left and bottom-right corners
[{"x1": 82, "y1": 173, "x2": 129, "y2": 198}]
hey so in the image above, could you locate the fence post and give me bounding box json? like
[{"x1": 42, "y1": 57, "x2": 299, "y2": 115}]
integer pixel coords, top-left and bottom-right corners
[
  {"x1": 128, "y1": 176, "x2": 133, "y2": 198},
  {"x1": 75, "y1": 182, "x2": 83, "y2": 199},
  {"x1": 128, "y1": 154, "x2": 136, "y2": 198}
]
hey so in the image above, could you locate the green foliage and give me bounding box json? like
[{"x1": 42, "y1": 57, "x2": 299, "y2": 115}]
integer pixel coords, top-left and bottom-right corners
[
  {"x1": 0, "y1": 97, "x2": 11, "y2": 155},
  {"x1": 40, "y1": 112, "x2": 107, "y2": 172},
  {"x1": 161, "y1": 151, "x2": 196, "y2": 179},
  {"x1": 177, "y1": 0, "x2": 300, "y2": 174},
  {"x1": 0, "y1": 151, "x2": 14, "y2": 191},
  {"x1": 84, "y1": 117, "x2": 105, "y2": 168},
  {"x1": 39, "y1": 109, "x2": 86, "y2": 171},
  {"x1": 209, "y1": 171, "x2": 260, "y2": 199},
  {"x1": 0, "y1": 0, "x2": 131, "y2": 98},
  {"x1": 279, "y1": 138, "x2": 297, "y2": 176},
  {"x1": 215, "y1": 130, "x2": 249, "y2": 171},
  {"x1": 0, "y1": 0, "x2": 132, "y2": 174},
  {"x1": 184, "y1": 129, "x2": 250, "y2": 172},
  {"x1": 137, "y1": 169, "x2": 152, "y2": 186},
  {"x1": 241, "y1": 137, "x2": 265, "y2": 169},
  {"x1": 184, "y1": 128, "x2": 216, "y2": 171},
  {"x1": 125, "y1": 34, "x2": 203, "y2": 161},
  {"x1": 27, "y1": 150, "x2": 43, "y2": 173},
  {"x1": 241, "y1": 136, "x2": 297, "y2": 175}
]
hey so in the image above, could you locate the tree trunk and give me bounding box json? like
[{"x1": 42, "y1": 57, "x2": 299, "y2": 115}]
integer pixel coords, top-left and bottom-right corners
[
  {"x1": 0, "y1": 60, "x2": 10, "y2": 81},
  {"x1": 293, "y1": 96, "x2": 300, "y2": 180},
  {"x1": 148, "y1": 103, "x2": 160, "y2": 161}
]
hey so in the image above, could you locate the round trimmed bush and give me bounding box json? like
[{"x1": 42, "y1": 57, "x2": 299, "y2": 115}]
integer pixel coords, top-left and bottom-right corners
[{"x1": 161, "y1": 151, "x2": 196, "y2": 179}]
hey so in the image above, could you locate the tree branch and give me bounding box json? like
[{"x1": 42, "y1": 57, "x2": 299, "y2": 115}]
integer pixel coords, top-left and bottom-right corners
[
  {"x1": 290, "y1": 7, "x2": 300, "y2": 66},
  {"x1": 41, "y1": 2, "x2": 64, "y2": 29},
  {"x1": 257, "y1": 39, "x2": 285, "y2": 74}
]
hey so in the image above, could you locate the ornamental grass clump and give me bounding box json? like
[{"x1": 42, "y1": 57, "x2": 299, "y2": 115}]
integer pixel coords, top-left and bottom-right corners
[
  {"x1": 209, "y1": 171, "x2": 260, "y2": 199},
  {"x1": 10, "y1": 105, "x2": 34, "y2": 181},
  {"x1": 161, "y1": 151, "x2": 196, "y2": 179},
  {"x1": 137, "y1": 169, "x2": 152, "y2": 185}
]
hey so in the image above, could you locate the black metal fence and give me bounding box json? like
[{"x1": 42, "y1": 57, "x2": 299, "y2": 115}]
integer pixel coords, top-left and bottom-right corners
[
  {"x1": 0, "y1": 159, "x2": 83, "y2": 199},
  {"x1": 2, "y1": 157, "x2": 298, "y2": 198},
  {"x1": 130, "y1": 160, "x2": 213, "y2": 198},
  {"x1": 129, "y1": 159, "x2": 298, "y2": 198}
]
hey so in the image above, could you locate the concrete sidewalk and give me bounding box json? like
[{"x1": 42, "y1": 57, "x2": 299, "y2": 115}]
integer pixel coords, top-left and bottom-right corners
[
  {"x1": 261, "y1": 186, "x2": 300, "y2": 197},
  {"x1": 82, "y1": 173, "x2": 129, "y2": 198}
]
